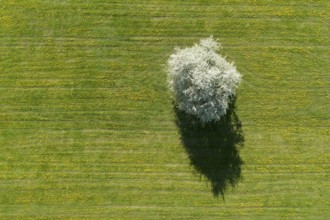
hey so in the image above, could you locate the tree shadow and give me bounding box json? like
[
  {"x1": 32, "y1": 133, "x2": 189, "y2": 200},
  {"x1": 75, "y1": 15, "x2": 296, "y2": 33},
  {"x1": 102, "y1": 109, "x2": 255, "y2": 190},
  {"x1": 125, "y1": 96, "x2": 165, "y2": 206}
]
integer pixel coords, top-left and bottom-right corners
[{"x1": 174, "y1": 97, "x2": 244, "y2": 199}]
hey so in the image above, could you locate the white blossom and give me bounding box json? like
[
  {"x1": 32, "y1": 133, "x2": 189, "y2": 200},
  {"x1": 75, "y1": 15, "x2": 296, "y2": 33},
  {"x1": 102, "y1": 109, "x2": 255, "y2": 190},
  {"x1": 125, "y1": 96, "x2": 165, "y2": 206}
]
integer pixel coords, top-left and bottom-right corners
[{"x1": 168, "y1": 36, "x2": 241, "y2": 123}]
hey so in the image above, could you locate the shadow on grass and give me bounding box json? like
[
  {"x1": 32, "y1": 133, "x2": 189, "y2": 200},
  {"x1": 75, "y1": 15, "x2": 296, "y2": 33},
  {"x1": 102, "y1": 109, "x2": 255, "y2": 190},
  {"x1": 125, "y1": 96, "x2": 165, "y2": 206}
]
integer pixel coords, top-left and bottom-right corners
[{"x1": 174, "y1": 97, "x2": 244, "y2": 199}]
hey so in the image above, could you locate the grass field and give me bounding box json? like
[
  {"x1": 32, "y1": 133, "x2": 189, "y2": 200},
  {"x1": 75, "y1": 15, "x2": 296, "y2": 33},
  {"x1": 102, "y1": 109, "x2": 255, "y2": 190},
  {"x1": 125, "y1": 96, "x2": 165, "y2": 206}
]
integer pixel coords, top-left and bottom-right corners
[{"x1": 0, "y1": 0, "x2": 329, "y2": 219}]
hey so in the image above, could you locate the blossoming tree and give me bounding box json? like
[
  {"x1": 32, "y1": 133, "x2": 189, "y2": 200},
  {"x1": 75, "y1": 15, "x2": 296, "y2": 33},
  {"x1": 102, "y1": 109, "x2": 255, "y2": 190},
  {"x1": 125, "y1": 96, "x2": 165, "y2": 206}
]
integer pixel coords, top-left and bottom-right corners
[{"x1": 168, "y1": 36, "x2": 241, "y2": 123}]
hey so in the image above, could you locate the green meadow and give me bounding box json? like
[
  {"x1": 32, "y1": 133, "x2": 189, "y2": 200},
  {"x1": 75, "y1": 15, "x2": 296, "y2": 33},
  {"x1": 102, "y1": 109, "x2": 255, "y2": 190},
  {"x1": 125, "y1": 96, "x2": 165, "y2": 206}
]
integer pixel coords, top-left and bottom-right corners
[{"x1": 0, "y1": 0, "x2": 329, "y2": 219}]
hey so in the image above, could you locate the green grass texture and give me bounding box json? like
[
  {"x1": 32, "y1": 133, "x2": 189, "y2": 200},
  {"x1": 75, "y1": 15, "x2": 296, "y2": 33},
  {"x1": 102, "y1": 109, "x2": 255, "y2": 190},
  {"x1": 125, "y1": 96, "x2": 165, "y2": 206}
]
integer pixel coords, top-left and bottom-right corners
[{"x1": 0, "y1": 0, "x2": 329, "y2": 219}]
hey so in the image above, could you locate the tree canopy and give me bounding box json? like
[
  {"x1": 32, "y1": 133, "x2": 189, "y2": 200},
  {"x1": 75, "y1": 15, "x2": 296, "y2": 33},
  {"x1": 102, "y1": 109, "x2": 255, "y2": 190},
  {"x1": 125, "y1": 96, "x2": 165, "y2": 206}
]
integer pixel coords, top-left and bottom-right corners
[{"x1": 168, "y1": 37, "x2": 242, "y2": 123}]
